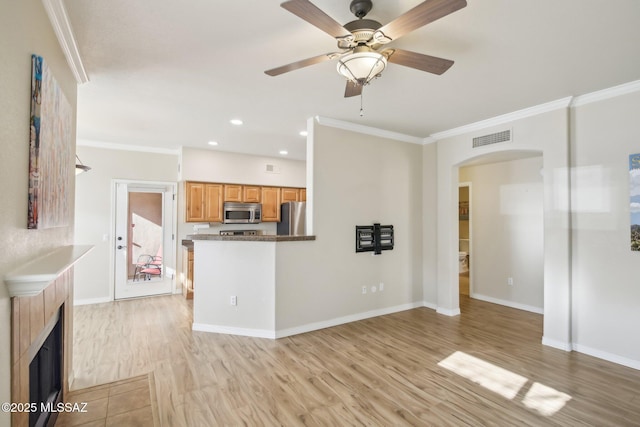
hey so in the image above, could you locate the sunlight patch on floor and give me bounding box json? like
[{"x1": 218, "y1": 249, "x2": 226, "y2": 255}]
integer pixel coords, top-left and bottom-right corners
[
  {"x1": 438, "y1": 351, "x2": 527, "y2": 399},
  {"x1": 438, "y1": 351, "x2": 572, "y2": 416},
  {"x1": 522, "y1": 382, "x2": 572, "y2": 416}
]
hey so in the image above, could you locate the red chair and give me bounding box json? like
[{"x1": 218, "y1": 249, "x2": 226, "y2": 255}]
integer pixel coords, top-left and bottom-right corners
[{"x1": 133, "y1": 247, "x2": 162, "y2": 281}]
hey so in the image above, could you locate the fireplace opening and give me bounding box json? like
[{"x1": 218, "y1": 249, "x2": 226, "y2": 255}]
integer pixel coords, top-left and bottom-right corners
[{"x1": 29, "y1": 308, "x2": 63, "y2": 427}]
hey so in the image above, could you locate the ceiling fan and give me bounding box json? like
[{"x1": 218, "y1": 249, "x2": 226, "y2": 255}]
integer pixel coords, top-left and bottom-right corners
[{"x1": 265, "y1": 0, "x2": 467, "y2": 99}]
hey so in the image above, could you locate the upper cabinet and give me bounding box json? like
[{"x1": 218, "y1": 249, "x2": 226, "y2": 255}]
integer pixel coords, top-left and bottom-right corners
[
  {"x1": 185, "y1": 181, "x2": 304, "y2": 223},
  {"x1": 261, "y1": 187, "x2": 281, "y2": 222},
  {"x1": 243, "y1": 186, "x2": 261, "y2": 203},
  {"x1": 185, "y1": 181, "x2": 223, "y2": 222},
  {"x1": 204, "y1": 184, "x2": 224, "y2": 222},
  {"x1": 224, "y1": 184, "x2": 242, "y2": 202},
  {"x1": 281, "y1": 187, "x2": 300, "y2": 203},
  {"x1": 185, "y1": 182, "x2": 206, "y2": 222},
  {"x1": 224, "y1": 184, "x2": 262, "y2": 203}
]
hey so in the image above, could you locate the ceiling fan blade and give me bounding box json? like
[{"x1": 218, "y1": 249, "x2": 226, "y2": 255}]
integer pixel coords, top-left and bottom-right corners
[
  {"x1": 344, "y1": 81, "x2": 362, "y2": 98},
  {"x1": 375, "y1": 0, "x2": 467, "y2": 42},
  {"x1": 385, "y1": 49, "x2": 454, "y2": 75},
  {"x1": 281, "y1": 0, "x2": 352, "y2": 39},
  {"x1": 265, "y1": 53, "x2": 336, "y2": 76}
]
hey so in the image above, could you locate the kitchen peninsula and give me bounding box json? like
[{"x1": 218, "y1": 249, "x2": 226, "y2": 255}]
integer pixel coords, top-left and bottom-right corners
[{"x1": 186, "y1": 233, "x2": 315, "y2": 338}]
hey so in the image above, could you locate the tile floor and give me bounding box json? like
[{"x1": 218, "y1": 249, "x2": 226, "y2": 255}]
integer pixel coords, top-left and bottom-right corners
[{"x1": 55, "y1": 374, "x2": 158, "y2": 426}]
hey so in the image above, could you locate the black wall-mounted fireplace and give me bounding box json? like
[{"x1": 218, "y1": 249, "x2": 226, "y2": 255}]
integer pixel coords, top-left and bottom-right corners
[{"x1": 29, "y1": 308, "x2": 63, "y2": 427}]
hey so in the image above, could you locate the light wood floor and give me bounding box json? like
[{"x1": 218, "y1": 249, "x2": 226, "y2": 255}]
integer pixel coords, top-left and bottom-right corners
[{"x1": 72, "y1": 295, "x2": 640, "y2": 426}]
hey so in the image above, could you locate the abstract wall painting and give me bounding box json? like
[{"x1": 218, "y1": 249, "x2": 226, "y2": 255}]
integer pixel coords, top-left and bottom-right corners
[
  {"x1": 630, "y1": 153, "x2": 640, "y2": 251},
  {"x1": 28, "y1": 54, "x2": 72, "y2": 229}
]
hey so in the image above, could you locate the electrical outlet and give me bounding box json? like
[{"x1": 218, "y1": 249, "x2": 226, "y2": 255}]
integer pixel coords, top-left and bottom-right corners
[
  {"x1": 230, "y1": 295, "x2": 237, "y2": 306},
  {"x1": 507, "y1": 277, "x2": 514, "y2": 286},
  {"x1": 379, "y1": 282, "x2": 384, "y2": 291},
  {"x1": 362, "y1": 286, "x2": 367, "y2": 295},
  {"x1": 371, "y1": 286, "x2": 377, "y2": 293}
]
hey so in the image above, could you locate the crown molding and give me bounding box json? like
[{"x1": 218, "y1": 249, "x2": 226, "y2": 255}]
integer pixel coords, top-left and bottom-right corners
[
  {"x1": 570, "y1": 79, "x2": 640, "y2": 107},
  {"x1": 427, "y1": 97, "x2": 573, "y2": 142},
  {"x1": 42, "y1": 0, "x2": 89, "y2": 84},
  {"x1": 77, "y1": 139, "x2": 180, "y2": 155},
  {"x1": 426, "y1": 80, "x2": 640, "y2": 143},
  {"x1": 314, "y1": 116, "x2": 423, "y2": 144}
]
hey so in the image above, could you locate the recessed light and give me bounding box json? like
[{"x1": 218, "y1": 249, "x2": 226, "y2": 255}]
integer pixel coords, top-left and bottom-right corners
[
  {"x1": 279, "y1": 150, "x2": 288, "y2": 155},
  {"x1": 299, "y1": 130, "x2": 308, "y2": 137},
  {"x1": 208, "y1": 141, "x2": 218, "y2": 146},
  {"x1": 230, "y1": 119, "x2": 243, "y2": 126}
]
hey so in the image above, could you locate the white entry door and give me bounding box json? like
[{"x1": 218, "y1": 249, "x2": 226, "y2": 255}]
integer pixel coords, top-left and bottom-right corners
[{"x1": 114, "y1": 181, "x2": 176, "y2": 300}]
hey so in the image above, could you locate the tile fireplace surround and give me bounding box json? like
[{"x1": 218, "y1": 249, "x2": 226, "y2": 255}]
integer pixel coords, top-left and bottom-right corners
[{"x1": 5, "y1": 245, "x2": 92, "y2": 427}]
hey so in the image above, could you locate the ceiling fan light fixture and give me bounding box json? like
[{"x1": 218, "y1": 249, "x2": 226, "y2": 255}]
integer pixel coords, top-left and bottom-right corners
[
  {"x1": 337, "y1": 50, "x2": 387, "y2": 85},
  {"x1": 75, "y1": 155, "x2": 91, "y2": 175}
]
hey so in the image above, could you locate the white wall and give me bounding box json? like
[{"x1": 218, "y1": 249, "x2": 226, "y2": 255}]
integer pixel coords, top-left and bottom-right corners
[
  {"x1": 570, "y1": 91, "x2": 640, "y2": 366},
  {"x1": 193, "y1": 241, "x2": 276, "y2": 336},
  {"x1": 180, "y1": 147, "x2": 306, "y2": 186},
  {"x1": 0, "y1": 1, "x2": 77, "y2": 423},
  {"x1": 74, "y1": 145, "x2": 179, "y2": 303},
  {"x1": 429, "y1": 86, "x2": 640, "y2": 369},
  {"x1": 432, "y1": 108, "x2": 571, "y2": 348},
  {"x1": 274, "y1": 122, "x2": 424, "y2": 333},
  {"x1": 460, "y1": 156, "x2": 544, "y2": 312},
  {"x1": 422, "y1": 143, "x2": 439, "y2": 306}
]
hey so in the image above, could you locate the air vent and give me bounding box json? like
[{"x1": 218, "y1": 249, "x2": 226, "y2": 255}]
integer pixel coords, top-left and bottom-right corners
[
  {"x1": 473, "y1": 129, "x2": 512, "y2": 148},
  {"x1": 265, "y1": 164, "x2": 281, "y2": 174}
]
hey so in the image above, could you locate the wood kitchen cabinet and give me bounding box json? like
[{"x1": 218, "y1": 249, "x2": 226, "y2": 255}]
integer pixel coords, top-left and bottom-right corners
[
  {"x1": 185, "y1": 181, "x2": 223, "y2": 222},
  {"x1": 261, "y1": 186, "x2": 281, "y2": 222},
  {"x1": 243, "y1": 185, "x2": 261, "y2": 203},
  {"x1": 224, "y1": 184, "x2": 261, "y2": 203},
  {"x1": 182, "y1": 247, "x2": 194, "y2": 299},
  {"x1": 186, "y1": 181, "x2": 305, "y2": 222},
  {"x1": 224, "y1": 184, "x2": 242, "y2": 202},
  {"x1": 280, "y1": 187, "x2": 300, "y2": 203}
]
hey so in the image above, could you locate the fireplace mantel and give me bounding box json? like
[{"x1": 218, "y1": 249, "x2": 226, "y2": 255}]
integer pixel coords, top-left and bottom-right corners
[{"x1": 4, "y1": 245, "x2": 93, "y2": 297}]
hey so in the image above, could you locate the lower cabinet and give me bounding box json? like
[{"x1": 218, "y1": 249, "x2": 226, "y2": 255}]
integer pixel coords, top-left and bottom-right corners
[{"x1": 182, "y1": 247, "x2": 194, "y2": 299}]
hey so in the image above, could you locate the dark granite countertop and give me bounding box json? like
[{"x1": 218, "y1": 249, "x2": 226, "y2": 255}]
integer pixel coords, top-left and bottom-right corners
[{"x1": 184, "y1": 234, "x2": 315, "y2": 243}]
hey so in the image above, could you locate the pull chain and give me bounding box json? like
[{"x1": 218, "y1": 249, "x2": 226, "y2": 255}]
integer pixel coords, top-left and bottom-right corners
[{"x1": 359, "y1": 88, "x2": 364, "y2": 117}]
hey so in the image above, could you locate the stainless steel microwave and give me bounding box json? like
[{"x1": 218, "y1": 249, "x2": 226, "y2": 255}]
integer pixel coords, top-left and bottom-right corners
[{"x1": 223, "y1": 202, "x2": 262, "y2": 224}]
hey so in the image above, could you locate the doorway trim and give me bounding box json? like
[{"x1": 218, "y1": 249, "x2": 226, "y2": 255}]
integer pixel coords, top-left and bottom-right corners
[
  {"x1": 110, "y1": 179, "x2": 178, "y2": 300},
  {"x1": 458, "y1": 181, "x2": 472, "y2": 299}
]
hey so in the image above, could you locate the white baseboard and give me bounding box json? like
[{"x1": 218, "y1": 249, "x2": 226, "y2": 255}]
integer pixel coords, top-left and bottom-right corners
[
  {"x1": 192, "y1": 323, "x2": 276, "y2": 339},
  {"x1": 275, "y1": 302, "x2": 423, "y2": 338},
  {"x1": 573, "y1": 343, "x2": 640, "y2": 371},
  {"x1": 422, "y1": 301, "x2": 437, "y2": 310},
  {"x1": 471, "y1": 293, "x2": 544, "y2": 314},
  {"x1": 436, "y1": 307, "x2": 461, "y2": 316},
  {"x1": 73, "y1": 296, "x2": 112, "y2": 306},
  {"x1": 541, "y1": 336, "x2": 572, "y2": 351},
  {"x1": 193, "y1": 302, "x2": 441, "y2": 339}
]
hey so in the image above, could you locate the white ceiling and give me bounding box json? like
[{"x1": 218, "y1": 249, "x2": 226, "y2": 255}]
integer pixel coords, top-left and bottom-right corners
[{"x1": 65, "y1": 0, "x2": 640, "y2": 160}]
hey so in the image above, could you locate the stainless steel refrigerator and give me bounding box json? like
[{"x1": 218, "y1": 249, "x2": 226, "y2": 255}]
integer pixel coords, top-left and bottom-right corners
[{"x1": 277, "y1": 201, "x2": 306, "y2": 235}]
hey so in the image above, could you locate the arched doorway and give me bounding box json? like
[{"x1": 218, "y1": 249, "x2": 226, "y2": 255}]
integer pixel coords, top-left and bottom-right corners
[{"x1": 455, "y1": 151, "x2": 544, "y2": 314}]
